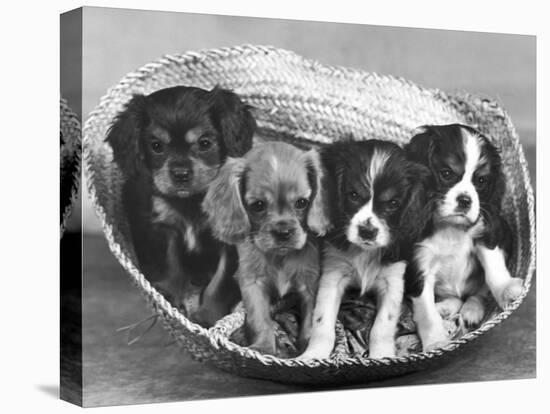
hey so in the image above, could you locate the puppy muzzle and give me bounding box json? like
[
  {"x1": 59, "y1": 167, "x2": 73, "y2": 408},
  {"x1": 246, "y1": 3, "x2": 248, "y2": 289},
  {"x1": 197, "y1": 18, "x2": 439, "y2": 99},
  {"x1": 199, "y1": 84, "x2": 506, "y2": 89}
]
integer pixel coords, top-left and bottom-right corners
[
  {"x1": 438, "y1": 190, "x2": 480, "y2": 227},
  {"x1": 357, "y1": 220, "x2": 379, "y2": 242},
  {"x1": 347, "y1": 208, "x2": 391, "y2": 248},
  {"x1": 255, "y1": 219, "x2": 307, "y2": 253},
  {"x1": 271, "y1": 224, "x2": 296, "y2": 243},
  {"x1": 170, "y1": 166, "x2": 193, "y2": 184},
  {"x1": 455, "y1": 193, "x2": 472, "y2": 212}
]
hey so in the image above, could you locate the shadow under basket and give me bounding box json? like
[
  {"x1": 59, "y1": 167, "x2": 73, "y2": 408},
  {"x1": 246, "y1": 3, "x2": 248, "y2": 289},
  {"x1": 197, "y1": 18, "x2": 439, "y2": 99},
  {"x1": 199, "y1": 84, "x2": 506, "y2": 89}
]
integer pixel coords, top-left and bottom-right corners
[
  {"x1": 83, "y1": 45, "x2": 536, "y2": 384},
  {"x1": 60, "y1": 97, "x2": 81, "y2": 237}
]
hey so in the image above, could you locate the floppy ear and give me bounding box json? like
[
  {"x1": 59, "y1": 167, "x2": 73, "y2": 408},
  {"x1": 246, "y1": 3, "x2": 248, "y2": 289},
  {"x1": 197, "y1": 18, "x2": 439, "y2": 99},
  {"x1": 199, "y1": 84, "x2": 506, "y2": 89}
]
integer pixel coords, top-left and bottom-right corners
[
  {"x1": 105, "y1": 94, "x2": 148, "y2": 177},
  {"x1": 486, "y1": 142, "x2": 506, "y2": 217},
  {"x1": 399, "y1": 161, "x2": 431, "y2": 243},
  {"x1": 481, "y1": 153, "x2": 507, "y2": 248},
  {"x1": 202, "y1": 157, "x2": 250, "y2": 244},
  {"x1": 405, "y1": 125, "x2": 437, "y2": 169},
  {"x1": 304, "y1": 149, "x2": 331, "y2": 236},
  {"x1": 208, "y1": 87, "x2": 256, "y2": 157}
]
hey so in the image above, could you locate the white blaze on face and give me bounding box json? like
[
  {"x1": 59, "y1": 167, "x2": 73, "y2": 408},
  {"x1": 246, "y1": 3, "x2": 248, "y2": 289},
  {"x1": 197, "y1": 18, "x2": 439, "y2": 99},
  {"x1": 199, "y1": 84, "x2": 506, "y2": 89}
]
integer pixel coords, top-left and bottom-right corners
[
  {"x1": 367, "y1": 148, "x2": 390, "y2": 186},
  {"x1": 440, "y1": 128, "x2": 481, "y2": 223},
  {"x1": 347, "y1": 148, "x2": 391, "y2": 248}
]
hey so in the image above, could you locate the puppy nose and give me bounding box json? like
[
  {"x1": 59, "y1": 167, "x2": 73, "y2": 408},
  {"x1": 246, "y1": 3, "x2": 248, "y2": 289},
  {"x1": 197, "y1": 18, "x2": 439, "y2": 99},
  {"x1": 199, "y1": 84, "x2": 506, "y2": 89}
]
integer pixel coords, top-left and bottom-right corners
[
  {"x1": 456, "y1": 194, "x2": 472, "y2": 211},
  {"x1": 171, "y1": 167, "x2": 192, "y2": 183},
  {"x1": 358, "y1": 222, "x2": 378, "y2": 241},
  {"x1": 271, "y1": 222, "x2": 295, "y2": 241}
]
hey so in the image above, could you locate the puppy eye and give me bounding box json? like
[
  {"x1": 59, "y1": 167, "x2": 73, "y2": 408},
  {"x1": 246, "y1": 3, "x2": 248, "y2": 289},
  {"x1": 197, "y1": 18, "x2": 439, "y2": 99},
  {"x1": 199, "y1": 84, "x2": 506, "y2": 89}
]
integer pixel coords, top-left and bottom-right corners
[
  {"x1": 250, "y1": 200, "x2": 266, "y2": 213},
  {"x1": 151, "y1": 140, "x2": 164, "y2": 154},
  {"x1": 439, "y1": 168, "x2": 455, "y2": 181},
  {"x1": 476, "y1": 176, "x2": 487, "y2": 186},
  {"x1": 387, "y1": 199, "x2": 400, "y2": 210},
  {"x1": 295, "y1": 198, "x2": 309, "y2": 210},
  {"x1": 198, "y1": 138, "x2": 213, "y2": 151},
  {"x1": 348, "y1": 191, "x2": 360, "y2": 201}
]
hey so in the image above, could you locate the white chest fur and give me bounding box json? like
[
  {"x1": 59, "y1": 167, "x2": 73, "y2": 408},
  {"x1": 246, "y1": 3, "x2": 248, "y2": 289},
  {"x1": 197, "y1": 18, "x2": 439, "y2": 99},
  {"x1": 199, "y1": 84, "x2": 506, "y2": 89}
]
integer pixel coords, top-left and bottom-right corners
[
  {"x1": 351, "y1": 250, "x2": 384, "y2": 295},
  {"x1": 324, "y1": 245, "x2": 384, "y2": 295},
  {"x1": 415, "y1": 223, "x2": 484, "y2": 298},
  {"x1": 274, "y1": 269, "x2": 292, "y2": 297}
]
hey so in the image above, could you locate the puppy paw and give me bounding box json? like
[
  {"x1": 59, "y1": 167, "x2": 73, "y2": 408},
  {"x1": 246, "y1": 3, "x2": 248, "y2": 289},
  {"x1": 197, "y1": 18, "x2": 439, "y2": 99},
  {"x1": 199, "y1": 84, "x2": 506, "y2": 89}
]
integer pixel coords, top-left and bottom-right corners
[
  {"x1": 424, "y1": 339, "x2": 451, "y2": 352},
  {"x1": 436, "y1": 297, "x2": 463, "y2": 319},
  {"x1": 496, "y1": 278, "x2": 524, "y2": 309},
  {"x1": 422, "y1": 326, "x2": 451, "y2": 352},
  {"x1": 296, "y1": 351, "x2": 326, "y2": 361},
  {"x1": 368, "y1": 341, "x2": 396, "y2": 359},
  {"x1": 295, "y1": 352, "x2": 316, "y2": 361},
  {"x1": 296, "y1": 345, "x2": 332, "y2": 361},
  {"x1": 459, "y1": 299, "x2": 485, "y2": 327}
]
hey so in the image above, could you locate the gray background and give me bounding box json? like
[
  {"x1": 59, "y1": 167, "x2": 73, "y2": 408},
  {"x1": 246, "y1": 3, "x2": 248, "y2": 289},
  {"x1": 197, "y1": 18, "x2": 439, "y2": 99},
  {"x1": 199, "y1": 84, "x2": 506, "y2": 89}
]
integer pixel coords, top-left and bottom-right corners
[{"x1": 64, "y1": 6, "x2": 535, "y2": 232}]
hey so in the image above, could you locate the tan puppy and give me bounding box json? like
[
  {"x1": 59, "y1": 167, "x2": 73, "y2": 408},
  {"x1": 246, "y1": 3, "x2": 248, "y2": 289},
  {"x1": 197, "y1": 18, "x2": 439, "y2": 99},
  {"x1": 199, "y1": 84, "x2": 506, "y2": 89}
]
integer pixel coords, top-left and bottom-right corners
[{"x1": 202, "y1": 141, "x2": 329, "y2": 355}]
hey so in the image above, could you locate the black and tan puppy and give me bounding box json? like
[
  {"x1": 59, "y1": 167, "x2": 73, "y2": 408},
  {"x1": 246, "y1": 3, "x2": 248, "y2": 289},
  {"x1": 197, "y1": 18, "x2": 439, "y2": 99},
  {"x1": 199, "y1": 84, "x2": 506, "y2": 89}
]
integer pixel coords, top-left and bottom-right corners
[
  {"x1": 405, "y1": 124, "x2": 523, "y2": 351},
  {"x1": 203, "y1": 141, "x2": 329, "y2": 355},
  {"x1": 106, "y1": 85, "x2": 255, "y2": 326}
]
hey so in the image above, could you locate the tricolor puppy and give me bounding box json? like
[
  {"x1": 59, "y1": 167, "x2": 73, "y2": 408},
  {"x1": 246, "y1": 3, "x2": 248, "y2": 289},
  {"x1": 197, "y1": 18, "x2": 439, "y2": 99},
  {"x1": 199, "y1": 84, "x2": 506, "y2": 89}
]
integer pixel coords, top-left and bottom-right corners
[
  {"x1": 299, "y1": 140, "x2": 427, "y2": 359},
  {"x1": 203, "y1": 141, "x2": 329, "y2": 355},
  {"x1": 405, "y1": 124, "x2": 524, "y2": 351},
  {"x1": 106, "y1": 86, "x2": 255, "y2": 326}
]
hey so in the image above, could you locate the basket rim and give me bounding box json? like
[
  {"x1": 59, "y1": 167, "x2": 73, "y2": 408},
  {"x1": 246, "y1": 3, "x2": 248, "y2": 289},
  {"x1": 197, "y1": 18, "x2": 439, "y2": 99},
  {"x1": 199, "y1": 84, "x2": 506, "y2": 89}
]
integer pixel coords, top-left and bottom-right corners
[
  {"x1": 82, "y1": 44, "x2": 536, "y2": 373},
  {"x1": 60, "y1": 97, "x2": 82, "y2": 238}
]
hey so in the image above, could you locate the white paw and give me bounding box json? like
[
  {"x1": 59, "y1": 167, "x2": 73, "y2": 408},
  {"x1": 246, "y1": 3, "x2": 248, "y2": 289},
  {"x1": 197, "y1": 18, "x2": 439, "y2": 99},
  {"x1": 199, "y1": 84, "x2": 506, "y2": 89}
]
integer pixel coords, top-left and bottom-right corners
[
  {"x1": 368, "y1": 341, "x2": 396, "y2": 359},
  {"x1": 459, "y1": 299, "x2": 485, "y2": 327},
  {"x1": 424, "y1": 339, "x2": 451, "y2": 352},
  {"x1": 422, "y1": 326, "x2": 451, "y2": 352},
  {"x1": 436, "y1": 297, "x2": 463, "y2": 319},
  {"x1": 296, "y1": 338, "x2": 334, "y2": 360},
  {"x1": 296, "y1": 348, "x2": 330, "y2": 361},
  {"x1": 496, "y1": 278, "x2": 524, "y2": 309}
]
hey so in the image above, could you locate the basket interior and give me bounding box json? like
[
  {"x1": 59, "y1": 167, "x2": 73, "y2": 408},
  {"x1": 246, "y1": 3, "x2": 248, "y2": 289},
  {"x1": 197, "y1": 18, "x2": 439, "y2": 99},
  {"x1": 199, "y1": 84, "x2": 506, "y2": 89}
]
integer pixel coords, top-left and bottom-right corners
[{"x1": 84, "y1": 46, "x2": 534, "y2": 366}]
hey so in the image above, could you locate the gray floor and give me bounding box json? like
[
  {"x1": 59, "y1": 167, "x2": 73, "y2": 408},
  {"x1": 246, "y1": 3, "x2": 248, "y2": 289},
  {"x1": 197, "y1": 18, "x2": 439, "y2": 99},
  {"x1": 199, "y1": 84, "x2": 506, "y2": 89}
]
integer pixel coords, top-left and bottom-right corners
[{"x1": 81, "y1": 231, "x2": 536, "y2": 407}]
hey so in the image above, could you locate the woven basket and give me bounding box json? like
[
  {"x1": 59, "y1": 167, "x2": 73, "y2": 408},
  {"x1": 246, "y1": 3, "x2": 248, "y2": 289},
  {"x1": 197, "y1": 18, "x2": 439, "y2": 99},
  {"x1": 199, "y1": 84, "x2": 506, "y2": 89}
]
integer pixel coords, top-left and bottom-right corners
[
  {"x1": 83, "y1": 45, "x2": 535, "y2": 384},
  {"x1": 60, "y1": 97, "x2": 81, "y2": 237}
]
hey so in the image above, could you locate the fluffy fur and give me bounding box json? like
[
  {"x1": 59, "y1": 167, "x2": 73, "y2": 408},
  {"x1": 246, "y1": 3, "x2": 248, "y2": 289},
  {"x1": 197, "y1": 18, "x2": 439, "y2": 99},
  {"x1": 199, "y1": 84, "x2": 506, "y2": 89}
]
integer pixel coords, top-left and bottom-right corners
[
  {"x1": 202, "y1": 141, "x2": 329, "y2": 355},
  {"x1": 299, "y1": 140, "x2": 428, "y2": 360},
  {"x1": 404, "y1": 124, "x2": 524, "y2": 351},
  {"x1": 106, "y1": 85, "x2": 256, "y2": 327}
]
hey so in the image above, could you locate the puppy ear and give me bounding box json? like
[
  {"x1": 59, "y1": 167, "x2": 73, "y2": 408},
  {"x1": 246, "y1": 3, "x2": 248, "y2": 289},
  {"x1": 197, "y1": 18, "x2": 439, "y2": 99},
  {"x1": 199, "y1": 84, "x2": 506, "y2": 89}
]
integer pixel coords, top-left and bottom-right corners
[
  {"x1": 304, "y1": 149, "x2": 331, "y2": 236},
  {"x1": 405, "y1": 125, "x2": 437, "y2": 168},
  {"x1": 486, "y1": 142, "x2": 506, "y2": 216},
  {"x1": 208, "y1": 87, "x2": 256, "y2": 157},
  {"x1": 105, "y1": 94, "x2": 148, "y2": 177},
  {"x1": 482, "y1": 154, "x2": 507, "y2": 247},
  {"x1": 399, "y1": 161, "x2": 431, "y2": 242},
  {"x1": 202, "y1": 157, "x2": 250, "y2": 244}
]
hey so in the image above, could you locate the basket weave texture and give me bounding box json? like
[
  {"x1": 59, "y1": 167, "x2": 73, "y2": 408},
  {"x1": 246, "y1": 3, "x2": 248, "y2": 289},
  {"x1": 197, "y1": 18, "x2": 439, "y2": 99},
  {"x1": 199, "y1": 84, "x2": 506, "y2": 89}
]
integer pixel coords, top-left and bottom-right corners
[
  {"x1": 60, "y1": 97, "x2": 81, "y2": 237},
  {"x1": 83, "y1": 45, "x2": 535, "y2": 384}
]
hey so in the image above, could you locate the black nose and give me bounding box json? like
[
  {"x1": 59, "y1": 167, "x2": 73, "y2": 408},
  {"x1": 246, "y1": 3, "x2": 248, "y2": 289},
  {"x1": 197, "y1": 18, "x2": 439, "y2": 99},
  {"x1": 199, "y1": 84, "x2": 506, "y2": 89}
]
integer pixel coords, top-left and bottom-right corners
[
  {"x1": 271, "y1": 223, "x2": 295, "y2": 241},
  {"x1": 358, "y1": 223, "x2": 378, "y2": 241},
  {"x1": 170, "y1": 167, "x2": 192, "y2": 183},
  {"x1": 456, "y1": 194, "x2": 472, "y2": 211}
]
